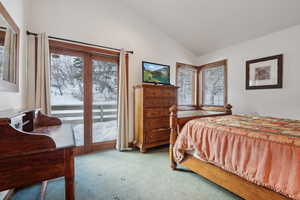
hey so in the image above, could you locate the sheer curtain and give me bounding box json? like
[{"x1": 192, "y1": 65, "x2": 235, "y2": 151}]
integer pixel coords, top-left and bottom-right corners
[
  {"x1": 27, "y1": 33, "x2": 51, "y2": 114},
  {"x1": 116, "y1": 49, "x2": 131, "y2": 151}
]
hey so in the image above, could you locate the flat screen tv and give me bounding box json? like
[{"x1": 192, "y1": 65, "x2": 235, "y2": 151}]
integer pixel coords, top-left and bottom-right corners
[{"x1": 142, "y1": 61, "x2": 170, "y2": 85}]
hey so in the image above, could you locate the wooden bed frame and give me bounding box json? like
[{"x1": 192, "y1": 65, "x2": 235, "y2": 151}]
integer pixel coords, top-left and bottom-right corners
[{"x1": 169, "y1": 105, "x2": 290, "y2": 200}]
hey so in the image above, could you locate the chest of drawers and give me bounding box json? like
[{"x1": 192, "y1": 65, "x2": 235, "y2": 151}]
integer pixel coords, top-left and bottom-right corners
[{"x1": 133, "y1": 84, "x2": 178, "y2": 152}]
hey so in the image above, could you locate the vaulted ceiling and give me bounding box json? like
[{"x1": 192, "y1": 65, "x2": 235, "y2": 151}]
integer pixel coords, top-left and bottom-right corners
[{"x1": 123, "y1": 0, "x2": 300, "y2": 56}]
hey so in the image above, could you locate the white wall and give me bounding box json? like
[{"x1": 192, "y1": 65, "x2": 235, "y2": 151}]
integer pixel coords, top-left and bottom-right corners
[
  {"x1": 0, "y1": 0, "x2": 26, "y2": 110},
  {"x1": 197, "y1": 24, "x2": 300, "y2": 119},
  {"x1": 26, "y1": 0, "x2": 197, "y2": 141},
  {"x1": 0, "y1": 1, "x2": 26, "y2": 197}
]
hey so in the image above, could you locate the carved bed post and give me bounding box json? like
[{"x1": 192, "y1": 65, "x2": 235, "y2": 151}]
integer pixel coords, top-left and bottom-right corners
[
  {"x1": 225, "y1": 104, "x2": 233, "y2": 115},
  {"x1": 169, "y1": 105, "x2": 178, "y2": 170}
]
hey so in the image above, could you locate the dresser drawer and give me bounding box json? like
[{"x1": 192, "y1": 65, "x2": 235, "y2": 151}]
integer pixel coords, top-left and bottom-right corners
[
  {"x1": 144, "y1": 97, "x2": 176, "y2": 108},
  {"x1": 144, "y1": 108, "x2": 169, "y2": 118},
  {"x1": 144, "y1": 87, "x2": 176, "y2": 97},
  {"x1": 144, "y1": 117, "x2": 169, "y2": 131},
  {"x1": 146, "y1": 129, "x2": 170, "y2": 144}
]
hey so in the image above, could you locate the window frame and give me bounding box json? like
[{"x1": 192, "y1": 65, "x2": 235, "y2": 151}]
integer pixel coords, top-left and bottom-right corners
[
  {"x1": 175, "y1": 60, "x2": 228, "y2": 110},
  {"x1": 176, "y1": 62, "x2": 199, "y2": 108},
  {"x1": 199, "y1": 59, "x2": 228, "y2": 107}
]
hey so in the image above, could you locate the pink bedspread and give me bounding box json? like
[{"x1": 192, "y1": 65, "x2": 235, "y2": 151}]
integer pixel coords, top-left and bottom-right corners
[{"x1": 174, "y1": 115, "x2": 300, "y2": 199}]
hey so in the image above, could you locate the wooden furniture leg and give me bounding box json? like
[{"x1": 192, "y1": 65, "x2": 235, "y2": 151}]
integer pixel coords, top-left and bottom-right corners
[
  {"x1": 3, "y1": 189, "x2": 14, "y2": 200},
  {"x1": 65, "y1": 148, "x2": 75, "y2": 200},
  {"x1": 39, "y1": 181, "x2": 48, "y2": 200},
  {"x1": 140, "y1": 147, "x2": 147, "y2": 153},
  {"x1": 169, "y1": 105, "x2": 178, "y2": 170}
]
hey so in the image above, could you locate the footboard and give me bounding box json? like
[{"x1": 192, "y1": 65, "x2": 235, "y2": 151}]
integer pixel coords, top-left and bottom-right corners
[{"x1": 169, "y1": 104, "x2": 232, "y2": 169}]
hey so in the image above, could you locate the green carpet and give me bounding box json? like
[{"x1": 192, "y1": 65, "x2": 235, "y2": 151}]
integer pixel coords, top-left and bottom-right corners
[{"x1": 12, "y1": 147, "x2": 242, "y2": 200}]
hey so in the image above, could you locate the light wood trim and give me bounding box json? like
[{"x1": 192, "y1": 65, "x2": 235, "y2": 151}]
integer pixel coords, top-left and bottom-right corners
[
  {"x1": 169, "y1": 105, "x2": 178, "y2": 170},
  {"x1": 50, "y1": 48, "x2": 86, "y2": 58},
  {"x1": 199, "y1": 59, "x2": 227, "y2": 70},
  {"x1": 91, "y1": 55, "x2": 119, "y2": 64},
  {"x1": 49, "y1": 40, "x2": 120, "y2": 56},
  {"x1": 91, "y1": 140, "x2": 116, "y2": 152},
  {"x1": 181, "y1": 156, "x2": 289, "y2": 200}
]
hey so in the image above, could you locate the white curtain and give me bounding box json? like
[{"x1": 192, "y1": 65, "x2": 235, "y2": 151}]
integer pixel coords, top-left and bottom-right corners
[
  {"x1": 3, "y1": 28, "x2": 16, "y2": 83},
  {"x1": 116, "y1": 49, "x2": 131, "y2": 151},
  {"x1": 26, "y1": 33, "x2": 51, "y2": 114}
]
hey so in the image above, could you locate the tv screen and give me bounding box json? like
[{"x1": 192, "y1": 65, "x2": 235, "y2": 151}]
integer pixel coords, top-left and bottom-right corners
[{"x1": 142, "y1": 61, "x2": 170, "y2": 85}]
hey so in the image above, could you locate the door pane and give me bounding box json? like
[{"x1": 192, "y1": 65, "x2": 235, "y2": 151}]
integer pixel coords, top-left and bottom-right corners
[
  {"x1": 50, "y1": 53, "x2": 85, "y2": 147},
  {"x1": 92, "y1": 59, "x2": 118, "y2": 143}
]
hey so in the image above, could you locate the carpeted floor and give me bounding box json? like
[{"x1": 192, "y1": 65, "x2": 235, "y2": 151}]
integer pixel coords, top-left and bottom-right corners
[{"x1": 12, "y1": 147, "x2": 242, "y2": 200}]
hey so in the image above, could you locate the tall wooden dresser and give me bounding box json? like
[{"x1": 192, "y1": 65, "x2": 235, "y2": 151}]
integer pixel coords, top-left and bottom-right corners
[{"x1": 134, "y1": 84, "x2": 178, "y2": 152}]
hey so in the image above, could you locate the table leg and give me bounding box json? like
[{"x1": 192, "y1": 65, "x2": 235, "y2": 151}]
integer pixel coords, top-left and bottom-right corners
[
  {"x1": 65, "y1": 148, "x2": 75, "y2": 200},
  {"x1": 40, "y1": 181, "x2": 48, "y2": 200}
]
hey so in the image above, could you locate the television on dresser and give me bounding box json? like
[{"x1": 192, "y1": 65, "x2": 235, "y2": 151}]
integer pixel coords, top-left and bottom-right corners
[{"x1": 142, "y1": 61, "x2": 170, "y2": 85}]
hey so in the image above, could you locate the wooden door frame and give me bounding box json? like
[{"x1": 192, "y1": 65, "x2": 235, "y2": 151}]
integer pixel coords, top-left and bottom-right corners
[{"x1": 49, "y1": 40, "x2": 128, "y2": 155}]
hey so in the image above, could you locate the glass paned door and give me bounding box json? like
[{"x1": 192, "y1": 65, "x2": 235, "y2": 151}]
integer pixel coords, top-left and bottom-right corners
[
  {"x1": 50, "y1": 42, "x2": 120, "y2": 154},
  {"x1": 91, "y1": 57, "x2": 118, "y2": 144},
  {"x1": 50, "y1": 52, "x2": 85, "y2": 147}
]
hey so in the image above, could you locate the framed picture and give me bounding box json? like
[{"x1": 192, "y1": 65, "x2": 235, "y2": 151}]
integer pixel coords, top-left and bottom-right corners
[{"x1": 246, "y1": 54, "x2": 283, "y2": 90}]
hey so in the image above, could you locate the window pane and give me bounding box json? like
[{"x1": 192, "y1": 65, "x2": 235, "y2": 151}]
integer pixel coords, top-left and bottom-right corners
[
  {"x1": 50, "y1": 53, "x2": 84, "y2": 147},
  {"x1": 203, "y1": 65, "x2": 225, "y2": 106},
  {"x1": 177, "y1": 66, "x2": 196, "y2": 105},
  {"x1": 92, "y1": 59, "x2": 118, "y2": 143}
]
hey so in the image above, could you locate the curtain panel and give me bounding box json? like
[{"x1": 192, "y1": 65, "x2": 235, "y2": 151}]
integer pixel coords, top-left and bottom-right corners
[
  {"x1": 26, "y1": 33, "x2": 51, "y2": 114},
  {"x1": 116, "y1": 49, "x2": 131, "y2": 151}
]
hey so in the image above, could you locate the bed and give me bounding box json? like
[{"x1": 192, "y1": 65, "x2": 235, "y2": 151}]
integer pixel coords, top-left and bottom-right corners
[{"x1": 169, "y1": 105, "x2": 297, "y2": 200}]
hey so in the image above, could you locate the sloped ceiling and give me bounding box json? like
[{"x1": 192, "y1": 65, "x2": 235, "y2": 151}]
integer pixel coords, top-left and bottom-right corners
[{"x1": 123, "y1": 0, "x2": 300, "y2": 56}]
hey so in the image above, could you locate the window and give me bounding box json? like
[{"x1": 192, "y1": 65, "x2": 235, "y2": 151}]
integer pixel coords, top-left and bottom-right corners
[
  {"x1": 176, "y1": 60, "x2": 227, "y2": 108},
  {"x1": 176, "y1": 63, "x2": 197, "y2": 106},
  {"x1": 202, "y1": 63, "x2": 226, "y2": 106}
]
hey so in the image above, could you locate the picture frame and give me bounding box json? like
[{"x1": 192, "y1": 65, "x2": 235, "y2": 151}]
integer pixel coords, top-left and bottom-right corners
[{"x1": 246, "y1": 54, "x2": 283, "y2": 90}]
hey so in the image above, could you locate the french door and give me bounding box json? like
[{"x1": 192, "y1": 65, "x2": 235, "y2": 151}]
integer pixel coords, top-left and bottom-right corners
[{"x1": 49, "y1": 41, "x2": 119, "y2": 154}]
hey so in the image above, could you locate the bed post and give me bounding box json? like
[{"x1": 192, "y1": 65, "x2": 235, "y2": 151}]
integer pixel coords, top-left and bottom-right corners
[
  {"x1": 225, "y1": 104, "x2": 232, "y2": 115},
  {"x1": 169, "y1": 105, "x2": 178, "y2": 170}
]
